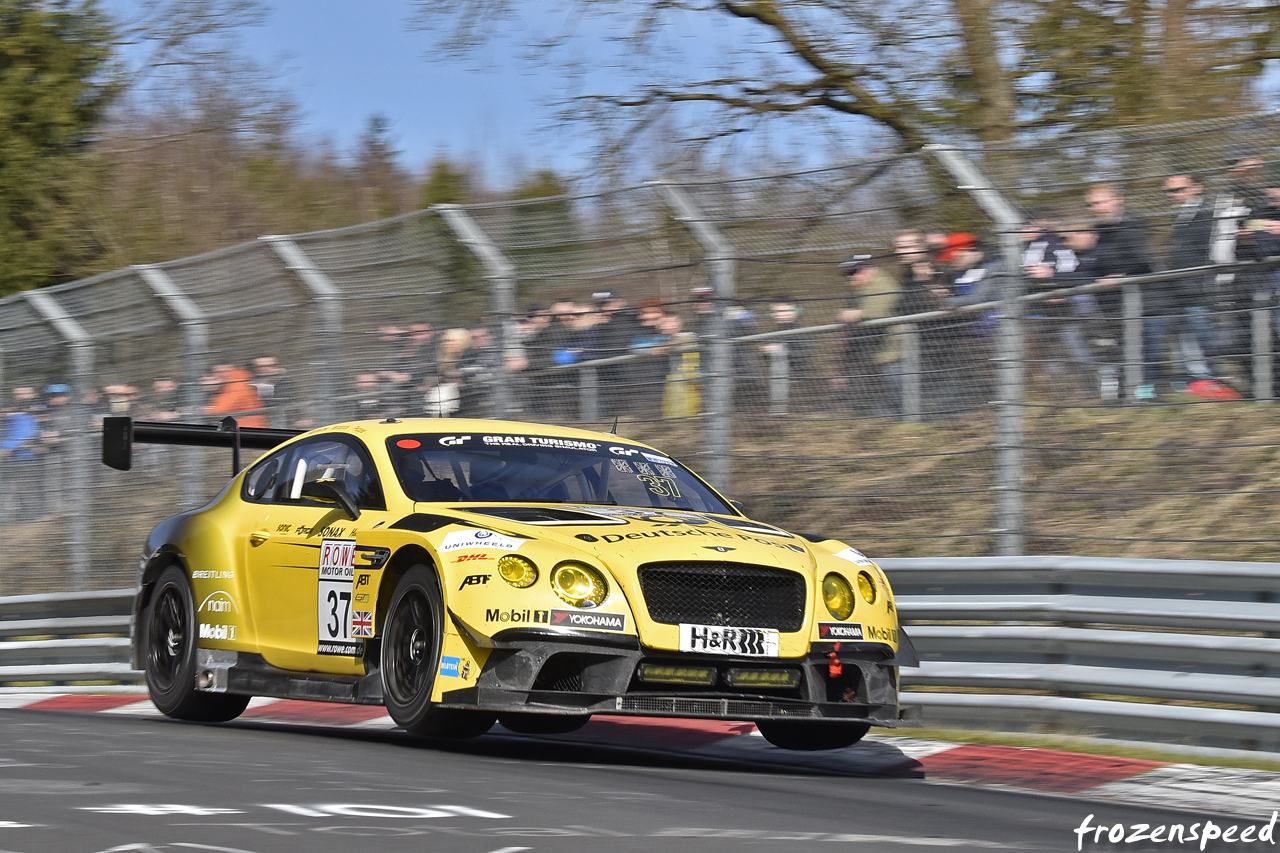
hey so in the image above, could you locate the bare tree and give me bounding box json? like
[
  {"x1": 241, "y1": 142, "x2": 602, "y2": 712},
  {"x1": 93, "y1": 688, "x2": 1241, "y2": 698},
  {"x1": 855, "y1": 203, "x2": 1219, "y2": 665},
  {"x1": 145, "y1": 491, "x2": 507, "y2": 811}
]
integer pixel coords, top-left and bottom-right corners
[{"x1": 411, "y1": 0, "x2": 1279, "y2": 158}]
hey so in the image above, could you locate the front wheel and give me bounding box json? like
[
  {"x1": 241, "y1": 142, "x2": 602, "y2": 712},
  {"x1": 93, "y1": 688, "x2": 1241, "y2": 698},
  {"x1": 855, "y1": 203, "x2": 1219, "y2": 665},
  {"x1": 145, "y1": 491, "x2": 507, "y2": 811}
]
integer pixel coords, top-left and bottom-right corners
[
  {"x1": 755, "y1": 720, "x2": 870, "y2": 751},
  {"x1": 143, "y1": 565, "x2": 249, "y2": 722},
  {"x1": 381, "y1": 565, "x2": 494, "y2": 738}
]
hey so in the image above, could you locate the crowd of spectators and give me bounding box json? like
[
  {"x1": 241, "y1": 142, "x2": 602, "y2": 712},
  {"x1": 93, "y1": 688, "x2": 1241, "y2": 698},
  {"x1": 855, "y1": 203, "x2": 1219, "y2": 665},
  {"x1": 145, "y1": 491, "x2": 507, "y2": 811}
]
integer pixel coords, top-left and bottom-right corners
[{"x1": 3, "y1": 155, "x2": 1279, "y2": 494}]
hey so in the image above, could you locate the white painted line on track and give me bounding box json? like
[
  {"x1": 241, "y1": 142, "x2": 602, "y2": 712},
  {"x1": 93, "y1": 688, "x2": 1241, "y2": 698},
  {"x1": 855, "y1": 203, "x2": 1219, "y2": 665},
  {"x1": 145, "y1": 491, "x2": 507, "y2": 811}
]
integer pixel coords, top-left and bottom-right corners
[
  {"x1": 245, "y1": 696, "x2": 283, "y2": 710},
  {"x1": 485, "y1": 847, "x2": 532, "y2": 853}
]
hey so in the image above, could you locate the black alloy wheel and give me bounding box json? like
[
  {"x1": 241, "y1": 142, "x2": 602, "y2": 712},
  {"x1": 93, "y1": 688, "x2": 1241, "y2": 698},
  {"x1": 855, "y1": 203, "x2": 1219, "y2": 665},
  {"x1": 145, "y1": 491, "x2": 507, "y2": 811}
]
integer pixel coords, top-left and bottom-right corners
[
  {"x1": 144, "y1": 565, "x2": 250, "y2": 722},
  {"x1": 381, "y1": 565, "x2": 495, "y2": 738}
]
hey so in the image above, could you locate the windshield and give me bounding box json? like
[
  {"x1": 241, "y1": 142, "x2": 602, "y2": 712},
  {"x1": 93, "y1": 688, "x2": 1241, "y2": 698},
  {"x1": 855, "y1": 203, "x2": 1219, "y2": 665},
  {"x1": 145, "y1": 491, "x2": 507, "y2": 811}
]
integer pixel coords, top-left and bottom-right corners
[{"x1": 386, "y1": 433, "x2": 733, "y2": 514}]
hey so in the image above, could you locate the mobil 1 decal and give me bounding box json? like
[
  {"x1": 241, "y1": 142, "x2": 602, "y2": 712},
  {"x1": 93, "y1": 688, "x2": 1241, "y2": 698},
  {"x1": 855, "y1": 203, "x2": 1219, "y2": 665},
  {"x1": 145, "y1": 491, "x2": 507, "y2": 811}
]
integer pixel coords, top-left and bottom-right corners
[{"x1": 317, "y1": 539, "x2": 362, "y2": 656}]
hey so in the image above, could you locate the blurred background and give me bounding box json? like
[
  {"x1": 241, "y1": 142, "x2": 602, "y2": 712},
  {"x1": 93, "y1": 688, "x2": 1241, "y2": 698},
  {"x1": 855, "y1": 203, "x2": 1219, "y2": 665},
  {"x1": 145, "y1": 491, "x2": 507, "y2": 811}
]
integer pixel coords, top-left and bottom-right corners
[{"x1": 1, "y1": 0, "x2": 1279, "y2": 592}]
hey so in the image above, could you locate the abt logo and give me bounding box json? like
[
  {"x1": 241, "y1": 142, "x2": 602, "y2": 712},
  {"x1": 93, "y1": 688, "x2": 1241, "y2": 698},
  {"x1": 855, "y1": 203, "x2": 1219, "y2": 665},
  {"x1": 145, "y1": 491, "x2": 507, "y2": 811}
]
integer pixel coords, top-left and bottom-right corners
[{"x1": 458, "y1": 574, "x2": 490, "y2": 590}]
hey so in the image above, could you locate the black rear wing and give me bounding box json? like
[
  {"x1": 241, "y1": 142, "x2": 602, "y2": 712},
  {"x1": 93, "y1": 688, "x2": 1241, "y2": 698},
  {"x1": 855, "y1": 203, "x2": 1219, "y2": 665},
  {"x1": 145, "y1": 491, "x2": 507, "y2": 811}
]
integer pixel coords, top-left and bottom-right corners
[{"x1": 102, "y1": 416, "x2": 303, "y2": 474}]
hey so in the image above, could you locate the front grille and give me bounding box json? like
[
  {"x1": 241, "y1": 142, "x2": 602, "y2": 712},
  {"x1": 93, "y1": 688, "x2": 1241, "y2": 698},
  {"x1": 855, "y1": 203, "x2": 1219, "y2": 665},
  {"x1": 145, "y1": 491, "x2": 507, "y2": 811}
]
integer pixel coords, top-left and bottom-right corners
[{"x1": 637, "y1": 562, "x2": 806, "y2": 632}]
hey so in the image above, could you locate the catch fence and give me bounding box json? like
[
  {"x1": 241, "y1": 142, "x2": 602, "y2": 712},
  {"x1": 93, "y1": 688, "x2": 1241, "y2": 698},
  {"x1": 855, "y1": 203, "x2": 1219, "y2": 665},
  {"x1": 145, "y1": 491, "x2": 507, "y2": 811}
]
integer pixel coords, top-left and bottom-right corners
[{"x1": 2, "y1": 112, "x2": 1280, "y2": 591}]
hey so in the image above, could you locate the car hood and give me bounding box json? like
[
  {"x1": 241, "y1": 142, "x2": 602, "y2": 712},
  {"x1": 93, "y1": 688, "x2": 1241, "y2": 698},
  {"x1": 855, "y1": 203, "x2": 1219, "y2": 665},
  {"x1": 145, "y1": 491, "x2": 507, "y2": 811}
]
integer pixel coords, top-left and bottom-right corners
[{"x1": 423, "y1": 503, "x2": 817, "y2": 575}]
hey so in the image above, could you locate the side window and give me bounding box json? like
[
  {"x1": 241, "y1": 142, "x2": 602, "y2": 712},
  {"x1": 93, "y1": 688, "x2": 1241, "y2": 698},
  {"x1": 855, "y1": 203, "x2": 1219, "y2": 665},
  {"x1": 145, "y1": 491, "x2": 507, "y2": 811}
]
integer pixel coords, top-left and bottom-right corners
[
  {"x1": 249, "y1": 437, "x2": 386, "y2": 510},
  {"x1": 243, "y1": 451, "x2": 286, "y2": 503}
]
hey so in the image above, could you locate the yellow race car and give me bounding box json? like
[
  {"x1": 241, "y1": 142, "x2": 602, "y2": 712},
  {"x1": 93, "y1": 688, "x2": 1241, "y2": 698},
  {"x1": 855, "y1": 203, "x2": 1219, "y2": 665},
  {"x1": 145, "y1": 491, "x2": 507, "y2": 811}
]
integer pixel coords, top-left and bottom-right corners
[{"x1": 103, "y1": 416, "x2": 918, "y2": 750}]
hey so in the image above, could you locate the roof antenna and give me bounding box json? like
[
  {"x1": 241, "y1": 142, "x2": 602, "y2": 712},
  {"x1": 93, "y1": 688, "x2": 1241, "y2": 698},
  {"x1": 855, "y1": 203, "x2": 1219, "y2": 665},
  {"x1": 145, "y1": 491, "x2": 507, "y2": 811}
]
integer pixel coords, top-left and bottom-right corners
[{"x1": 610, "y1": 416, "x2": 619, "y2": 435}]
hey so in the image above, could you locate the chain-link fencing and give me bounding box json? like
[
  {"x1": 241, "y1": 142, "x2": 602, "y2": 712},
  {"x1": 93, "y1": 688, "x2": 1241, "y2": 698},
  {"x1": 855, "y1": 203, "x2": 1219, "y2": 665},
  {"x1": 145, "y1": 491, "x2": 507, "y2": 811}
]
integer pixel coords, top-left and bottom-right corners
[{"x1": 2, "y1": 111, "x2": 1279, "y2": 592}]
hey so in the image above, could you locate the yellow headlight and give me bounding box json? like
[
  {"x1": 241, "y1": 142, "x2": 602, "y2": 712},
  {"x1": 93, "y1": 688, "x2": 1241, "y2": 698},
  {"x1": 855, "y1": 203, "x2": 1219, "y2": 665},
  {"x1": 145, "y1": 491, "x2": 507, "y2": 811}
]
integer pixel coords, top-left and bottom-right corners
[
  {"x1": 497, "y1": 555, "x2": 538, "y2": 589},
  {"x1": 822, "y1": 573, "x2": 855, "y2": 620},
  {"x1": 857, "y1": 571, "x2": 877, "y2": 605},
  {"x1": 550, "y1": 562, "x2": 608, "y2": 608}
]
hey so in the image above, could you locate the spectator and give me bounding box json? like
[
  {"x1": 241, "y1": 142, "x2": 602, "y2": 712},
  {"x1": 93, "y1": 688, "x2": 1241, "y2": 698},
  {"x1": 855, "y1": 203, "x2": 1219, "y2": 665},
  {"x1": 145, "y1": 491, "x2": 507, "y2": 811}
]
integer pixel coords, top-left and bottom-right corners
[
  {"x1": 1162, "y1": 172, "x2": 1228, "y2": 396},
  {"x1": 628, "y1": 301, "x2": 674, "y2": 413},
  {"x1": 354, "y1": 373, "x2": 389, "y2": 420},
  {"x1": 250, "y1": 356, "x2": 296, "y2": 428},
  {"x1": 203, "y1": 364, "x2": 267, "y2": 427},
  {"x1": 1215, "y1": 155, "x2": 1278, "y2": 398},
  {"x1": 1051, "y1": 222, "x2": 1107, "y2": 396},
  {"x1": 1, "y1": 387, "x2": 41, "y2": 520},
  {"x1": 426, "y1": 328, "x2": 472, "y2": 417},
  {"x1": 1086, "y1": 183, "x2": 1155, "y2": 400},
  {"x1": 524, "y1": 300, "x2": 582, "y2": 418},
  {"x1": 1233, "y1": 164, "x2": 1280, "y2": 396},
  {"x1": 591, "y1": 292, "x2": 641, "y2": 418},
  {"x1": 143, "y1": 378, "x2": 182, "y2": 422},
  {"x1": 835, "y1": 255, "x2": 904, "y2": 417},
  {"x1": 660, "y1": 314, "x2": 701, "y2": 418},
  {"x1": 760, "y1": 296, "x2": 816, "y2": 412},
  {"x1": 939, "y1": 235, "x2": 998, "y2": 411}
]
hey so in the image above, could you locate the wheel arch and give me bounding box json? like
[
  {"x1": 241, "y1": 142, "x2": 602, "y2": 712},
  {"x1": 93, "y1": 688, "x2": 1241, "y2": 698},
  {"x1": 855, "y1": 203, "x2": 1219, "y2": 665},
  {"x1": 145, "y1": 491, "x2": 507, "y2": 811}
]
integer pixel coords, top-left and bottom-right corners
[
  {"x1": 377, "y1": 544, "x2": 441, "y2": 632},
  {"x1": 132, "y1": 547, "x2": 189, "y2": 670}
]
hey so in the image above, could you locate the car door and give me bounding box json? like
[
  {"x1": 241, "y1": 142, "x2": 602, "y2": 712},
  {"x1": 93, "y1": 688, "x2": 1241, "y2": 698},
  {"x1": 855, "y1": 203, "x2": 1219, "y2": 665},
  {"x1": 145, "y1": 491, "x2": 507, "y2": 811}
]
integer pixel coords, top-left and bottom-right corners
[{"x1": 242, "y1": 434, "x2": 390, "y2": 675}]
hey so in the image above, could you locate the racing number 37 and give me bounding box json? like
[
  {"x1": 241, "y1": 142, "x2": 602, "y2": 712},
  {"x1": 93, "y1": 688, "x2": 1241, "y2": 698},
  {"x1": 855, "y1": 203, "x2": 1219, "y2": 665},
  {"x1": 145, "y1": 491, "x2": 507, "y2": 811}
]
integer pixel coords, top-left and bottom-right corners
[{"x1": 317, "y1": 539, "x2": 356, "y2": 651}]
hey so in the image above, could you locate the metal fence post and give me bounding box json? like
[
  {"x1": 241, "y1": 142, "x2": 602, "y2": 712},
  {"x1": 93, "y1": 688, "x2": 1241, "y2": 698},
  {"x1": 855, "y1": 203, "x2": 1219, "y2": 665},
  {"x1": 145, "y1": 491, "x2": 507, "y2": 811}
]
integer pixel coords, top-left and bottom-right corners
[
  {"x1": 902, "y1": 324, "x2": 922, "y2": 422},
  {"x1": 1254, "y1": 290, "x2": 1273, "y2": 402},
  {"x1": 578, "y1": 367, "x2": 599, "y2": 422},
  {"x1": 926, "y1": 145, "x2": 1026, "y2": 556},
  {"x1": 768, "y1": 345, "x2": 789, "y2": 415},
  {"x1": 655, "y1": 182, "x2": 737, "y2": 493},
  {"x1": 23, "y1": 291, "x2": 93, "y2": 586},
  {"x1": 1122, "y1": 284, "x2": 1143, "y2": 397},
  {"x1": 135, "y1": 265, "x2": 211, "y2": 507},
  {"x1": 261, "y1": 236, "x2": 343, "y2": 425},
  {"x1": 435, "y1": 205, "x2": 518, "y2": 420}
]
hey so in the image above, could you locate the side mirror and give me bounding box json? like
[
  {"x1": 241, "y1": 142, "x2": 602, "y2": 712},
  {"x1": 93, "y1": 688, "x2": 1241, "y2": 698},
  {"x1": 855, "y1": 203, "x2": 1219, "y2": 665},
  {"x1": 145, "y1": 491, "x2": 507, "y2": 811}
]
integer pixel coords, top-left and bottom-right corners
[
  {"x1": 300, "y1": 479, "x2": 361, "y2": 521},
  {"x1": 729, "y1": 500, "x2": 746, "y2": 515}
]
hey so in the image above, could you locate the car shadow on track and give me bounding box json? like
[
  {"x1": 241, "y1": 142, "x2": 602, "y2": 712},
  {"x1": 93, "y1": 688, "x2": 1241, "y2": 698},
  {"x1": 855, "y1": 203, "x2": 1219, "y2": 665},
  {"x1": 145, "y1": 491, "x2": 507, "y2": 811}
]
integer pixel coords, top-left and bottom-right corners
[{"x1": 220, "y1": 716, "x2": 926, "y2": 780}]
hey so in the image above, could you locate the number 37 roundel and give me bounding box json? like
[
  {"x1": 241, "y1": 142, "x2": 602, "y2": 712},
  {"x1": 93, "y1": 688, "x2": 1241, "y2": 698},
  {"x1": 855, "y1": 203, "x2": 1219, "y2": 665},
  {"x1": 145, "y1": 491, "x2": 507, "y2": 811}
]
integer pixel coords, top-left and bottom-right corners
[{"x1": 317, "y1": 539, "x2": 360, "y2": 656}]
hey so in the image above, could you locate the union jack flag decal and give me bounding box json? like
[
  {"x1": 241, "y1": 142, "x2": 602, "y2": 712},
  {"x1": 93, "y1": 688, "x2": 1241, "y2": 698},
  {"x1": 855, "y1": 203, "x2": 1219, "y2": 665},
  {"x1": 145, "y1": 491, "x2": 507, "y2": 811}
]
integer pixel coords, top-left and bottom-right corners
[{"x1": 351, "y1": 610, "x2": 374, "y2": 637}]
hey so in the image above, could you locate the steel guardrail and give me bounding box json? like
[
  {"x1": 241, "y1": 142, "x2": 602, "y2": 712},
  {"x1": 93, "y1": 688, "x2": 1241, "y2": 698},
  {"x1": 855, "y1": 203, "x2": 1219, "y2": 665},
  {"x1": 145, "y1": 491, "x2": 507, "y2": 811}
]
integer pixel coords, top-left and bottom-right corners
[
  {"x1": 882, "y1": 556, "x2": 1280, "y2": 753},
  {"x1": 6, "y1": 559, "x2": 1280, "y2": 754}
]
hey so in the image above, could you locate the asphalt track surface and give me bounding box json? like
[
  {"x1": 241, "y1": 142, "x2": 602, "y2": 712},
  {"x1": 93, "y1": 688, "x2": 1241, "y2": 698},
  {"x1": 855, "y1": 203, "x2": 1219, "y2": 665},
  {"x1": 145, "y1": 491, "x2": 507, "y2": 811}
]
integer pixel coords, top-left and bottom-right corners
[{"x1": 0, "y1": 708, "x2": 1273, "y2": 853}]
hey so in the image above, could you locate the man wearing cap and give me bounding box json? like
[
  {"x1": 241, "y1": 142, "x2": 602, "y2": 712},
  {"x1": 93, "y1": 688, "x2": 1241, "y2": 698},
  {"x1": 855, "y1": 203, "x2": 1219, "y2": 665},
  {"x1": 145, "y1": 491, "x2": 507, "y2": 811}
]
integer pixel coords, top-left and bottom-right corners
[{"x1": 836, "y1": 254, "x2": 904, "y2": 417}]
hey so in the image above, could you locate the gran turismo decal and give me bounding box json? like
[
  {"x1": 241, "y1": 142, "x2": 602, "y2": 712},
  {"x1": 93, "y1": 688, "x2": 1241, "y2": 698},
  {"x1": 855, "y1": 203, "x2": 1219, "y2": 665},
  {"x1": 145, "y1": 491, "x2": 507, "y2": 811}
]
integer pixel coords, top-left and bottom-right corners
[
  {"x1": 481, "y1": 434, "x2": 600, "y2": 452},
  {"x1": 550, "y1": 609, "x2": 626, "y2": 632}
]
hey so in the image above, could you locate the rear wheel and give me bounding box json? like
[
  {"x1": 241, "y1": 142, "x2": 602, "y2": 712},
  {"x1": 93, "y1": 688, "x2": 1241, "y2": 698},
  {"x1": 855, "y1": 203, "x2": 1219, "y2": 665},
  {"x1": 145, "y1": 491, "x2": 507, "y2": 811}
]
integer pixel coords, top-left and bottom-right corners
[
  {"x1": 381, "y1": 565, "x2": 494, "y2": 738},
  {"x1": 144, "y1": 565, "x2": 250, "y2": 722},
  {"x1": 498, "y1": 713, "x2": 592, "y2": 735},
  {"x1": 755, "y1": 720, "x2": 870, "y2": 751}
]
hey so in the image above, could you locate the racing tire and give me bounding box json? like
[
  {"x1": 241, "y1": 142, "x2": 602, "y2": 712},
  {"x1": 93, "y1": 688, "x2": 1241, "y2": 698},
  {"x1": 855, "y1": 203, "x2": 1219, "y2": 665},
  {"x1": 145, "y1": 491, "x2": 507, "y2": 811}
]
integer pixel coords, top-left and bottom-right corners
[
  {"x1": 497, "y1": 713, "x2": 592, "y2": 735},
  {"x1": 143, "y1": 566, "x2": 251, "y2": 722},
  {"x1": 381, "y1": 565, "x2": 495, "y2": 738},
  {"x1": 754, "y1": 720, "x2": 870, "y2": 751}
]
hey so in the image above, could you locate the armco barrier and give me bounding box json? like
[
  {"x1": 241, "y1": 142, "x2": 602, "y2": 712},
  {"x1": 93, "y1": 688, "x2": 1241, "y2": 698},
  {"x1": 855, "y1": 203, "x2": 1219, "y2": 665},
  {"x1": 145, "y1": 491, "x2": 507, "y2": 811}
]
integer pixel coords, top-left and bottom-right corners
[
  {"x1": 0, "y1": 589, "x2": 141, "y2": 686},
  {"x1": 6, "y1": 559, "x2": 1280, "y2": 753},
  {"x1": 885, "y1": 556, "x2": 1280, "y2": 752}
]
